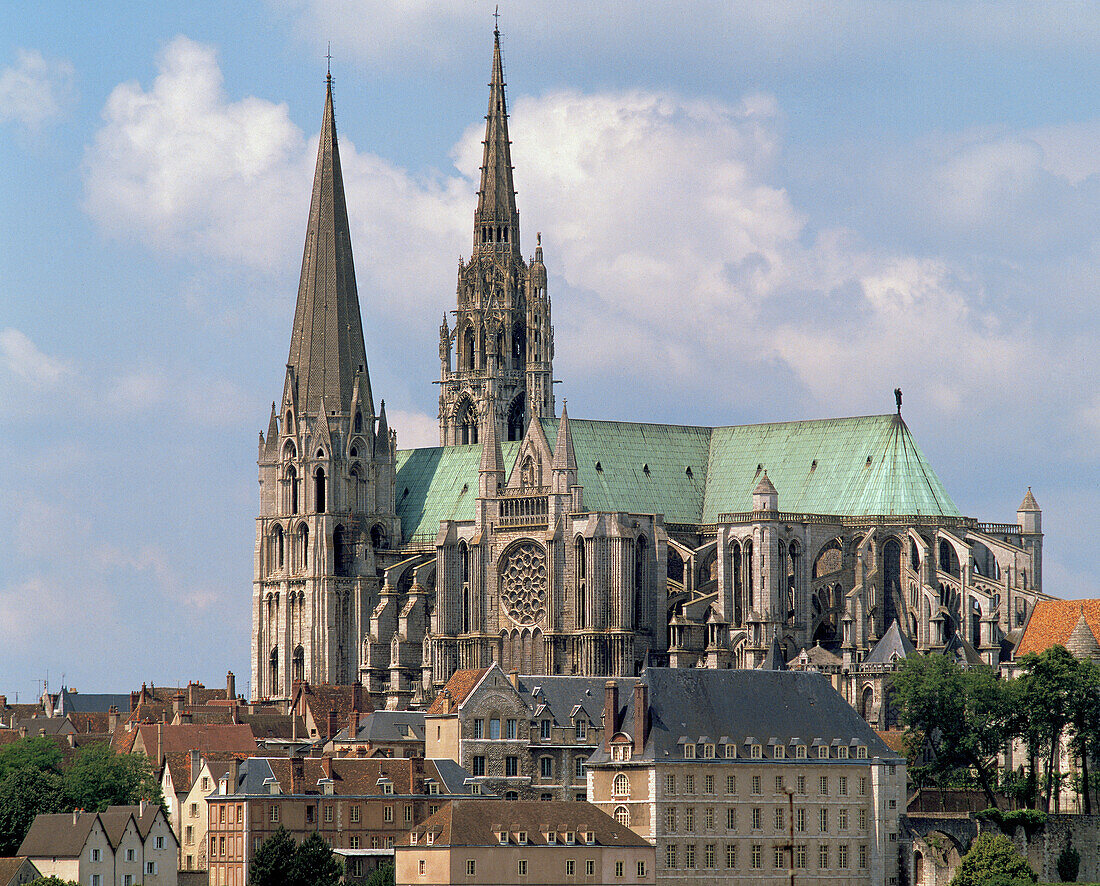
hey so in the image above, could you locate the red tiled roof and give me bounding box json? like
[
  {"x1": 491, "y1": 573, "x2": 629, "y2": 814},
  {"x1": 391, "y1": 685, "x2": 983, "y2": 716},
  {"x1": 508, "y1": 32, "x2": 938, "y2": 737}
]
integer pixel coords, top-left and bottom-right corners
[
  {"x1": 135, "y1": 723, "x2": 256, "y2": 756},
  {"x1": 425, "y1": 669, "x2": 489, "y2": 716},
  {"x1": 875, "y1": 730, "x2": 908, "y2": 755},
  {"x1": 1015, "y1": 599, "x2": 1100, "y2": 658}
]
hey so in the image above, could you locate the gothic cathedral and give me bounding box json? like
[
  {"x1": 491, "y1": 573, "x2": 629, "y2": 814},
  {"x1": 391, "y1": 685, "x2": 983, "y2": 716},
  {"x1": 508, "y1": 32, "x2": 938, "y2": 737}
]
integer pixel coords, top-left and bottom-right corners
[{"x1": 252, "y1": 31, "x2": 1051, "y2": 713}]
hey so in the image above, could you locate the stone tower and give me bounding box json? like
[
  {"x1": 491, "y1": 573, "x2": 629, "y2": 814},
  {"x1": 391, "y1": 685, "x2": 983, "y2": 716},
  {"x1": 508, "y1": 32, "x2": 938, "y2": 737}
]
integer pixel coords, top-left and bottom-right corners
[
  {"x1": 252, "y1": 76, "x2": 400, "y2": 700},
  {"x1": 439, "y1": 27, "x2": 554, "y2": 446}
]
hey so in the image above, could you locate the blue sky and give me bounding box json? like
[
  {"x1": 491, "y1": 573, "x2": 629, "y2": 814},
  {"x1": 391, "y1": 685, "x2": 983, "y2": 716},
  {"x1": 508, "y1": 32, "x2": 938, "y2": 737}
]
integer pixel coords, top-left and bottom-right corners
[{"x1": 3, "y1": 2, "x2": 1099, "y2": 700}]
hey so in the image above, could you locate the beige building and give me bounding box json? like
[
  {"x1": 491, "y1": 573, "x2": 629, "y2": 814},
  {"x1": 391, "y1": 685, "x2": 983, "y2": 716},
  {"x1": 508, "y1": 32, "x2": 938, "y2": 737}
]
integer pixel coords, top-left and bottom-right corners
[
  {"x1": 396, "y1": 799, "x2": 654, "y2": 886},
  {"x1": 586, "y1": 668, "x2": 906, "y2": 886},
  {"x1": 178, "y1": 757, "x2": 238, "y2": 871},
  {"x1": 19, "y1": 805, "x2": 177, "y2": 886}
]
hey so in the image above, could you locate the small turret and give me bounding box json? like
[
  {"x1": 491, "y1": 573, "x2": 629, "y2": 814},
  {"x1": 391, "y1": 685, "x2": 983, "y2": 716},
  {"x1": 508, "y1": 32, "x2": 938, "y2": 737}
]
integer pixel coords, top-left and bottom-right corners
[
  {"x1": 752, "y1": 471, "x2": 779, "y2": 511},
  {"x1": 374, "y1": 400, "x2": 390, "y2": 459},
  {"x1": 551, "y1": 403, "x2": 577, "y2": 493},
  {"x1": 478, "y1": 408, "x2": 505, "y2": 498},
  {"x1": 1017, "y1": 487, "x2": 1041, "y2": 534}
]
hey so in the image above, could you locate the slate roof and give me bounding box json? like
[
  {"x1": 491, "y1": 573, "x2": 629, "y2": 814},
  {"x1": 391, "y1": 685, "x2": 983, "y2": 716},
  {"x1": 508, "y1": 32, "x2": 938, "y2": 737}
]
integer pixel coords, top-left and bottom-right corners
[
  {"x1": 55, "y1": 690, "x2": 131, "y2": 714},
  {"x1": 395, "y1": 413, "x2": 959, "y2": 542},
  {"x1": 788, "y1": 643, "x2": 843, "y2": 670},
  {"x1": 333, "y1": 710, "x2": 425, "y2": 744},
  {"x1": 227, "y1": 756, "x2": 471, "y2": 798},
  {"x1": 408, "y1": 799, "x2": 651, "y2": 847},
  {"x1": 758, "y1": 636, "x2": 788, "y2": 671},
  {"x1": 517, "y1": 674, "x2": 636, "y2": 726},
  {"x1": 1016, "y1": 599, "x2": 1100, "y2": 658},
  {"x1": 587, "y1": 668, "x2": 899, "y2": 764},
  {"x1": 863, "y1": 619, "x2": 917, "y2": 665}
]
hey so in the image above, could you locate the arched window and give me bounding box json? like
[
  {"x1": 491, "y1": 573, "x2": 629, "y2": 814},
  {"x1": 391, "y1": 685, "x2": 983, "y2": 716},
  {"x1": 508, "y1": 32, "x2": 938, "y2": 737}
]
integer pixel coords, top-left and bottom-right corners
[
  {"x1": 939, "y1": 540, "x2": 959, "y2": 577},
  {"x1": 615, "y1": 806, "x2": 630, "y2": 826},
  {"x1": 354, "y1": 411, "x2": 362, "y2": 433},
  {"x1": 314, "y1": 468, "x2": 326, "y2": 513},
  {"x1": 297, "y1": 524, "x2": 309, "y2": 572},
  {"x1": 914, "y1": 851, "x2": 924, "y2": 886},
  {"x1": 575, "y1": 537, "x2": 587, "y2": 629},
  {"x1": 464, "y1": 326, "x2": 476, "y2": 371},
  {"x1": 613, "y1": 774, "x2": 630, "y2": 797},
  {"x1": 286, "y1": 465, "x2": 299, "y2": 515},
  {"x1": 334, "y1": 525, "x2": 349, "y2": 577},
  {"x1": 456, "y1": 399, "x2": 478, "y2": 445},
  {"x1": 292, "y1": 645, "x2": 304, "y2": 683},
  {"x1": 730, "y1": 540, "x2": 743, "y2": 626},
  {"x1": 269, "y1": 647, "x2": 279, "y2": 693},
  {"x1": 860, "y1": 686, "x2": 874, "y2": 722},
  {"x1": 508, "y1": 394, "x2": 526, "y2": 442},
  {"x1": 273, "y1": 524, "x2": 284, "y2": 571},
  {"x1": 370, "y1": 523, "x2": 386, "y2": 550},
  {"x1": 513, "y1": 324, "x2": 526, "y2": 368}
]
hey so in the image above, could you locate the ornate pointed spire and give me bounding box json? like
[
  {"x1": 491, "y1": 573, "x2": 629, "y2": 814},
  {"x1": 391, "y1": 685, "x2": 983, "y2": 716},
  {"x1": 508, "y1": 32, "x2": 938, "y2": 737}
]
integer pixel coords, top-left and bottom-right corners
[
  {"x1": 480, "y1": 406, "x2": 505, "y2": 476},
  {"x1": 286, "y1": 75, "x2": 372, "y2": 418},
  {"x1": 552, "y1": 403, "x2": 577, "y2": 472},
  {"x1": 473, "y1": 27, "x2": 520, "y2": 257},
  {"x1": 374, "y1": 399, "x2": 389, "y2": 458}
]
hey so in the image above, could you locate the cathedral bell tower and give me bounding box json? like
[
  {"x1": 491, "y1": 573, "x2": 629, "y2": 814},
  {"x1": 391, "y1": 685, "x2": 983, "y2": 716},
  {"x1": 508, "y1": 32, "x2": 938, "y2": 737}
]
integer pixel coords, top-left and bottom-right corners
[
  {"x1": 252, "y1": 75, "x2": 399, "y2": 700},
  {"x1": 439, "y1": 26, "x2": 554, "y2": 446}
]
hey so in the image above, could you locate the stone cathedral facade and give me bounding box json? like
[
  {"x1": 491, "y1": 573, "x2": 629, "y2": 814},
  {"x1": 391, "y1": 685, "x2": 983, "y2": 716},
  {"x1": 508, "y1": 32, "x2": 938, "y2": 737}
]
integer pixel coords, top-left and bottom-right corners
[{"x1": 252, "y1": 31, "x2": 1053, "y2": 709}]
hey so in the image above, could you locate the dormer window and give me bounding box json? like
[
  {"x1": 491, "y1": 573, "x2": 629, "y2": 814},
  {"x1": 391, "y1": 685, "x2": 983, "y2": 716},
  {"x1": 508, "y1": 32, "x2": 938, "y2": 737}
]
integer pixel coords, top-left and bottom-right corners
[
  {"x1": 426, "y1": 832, "x2": 434, "y2": 846},
  {"x1": 702, "y1": 743, "x2": 715, "y2": 758},
  {"x1": 498, "y1": 832, "x2": 509, "y2": 845},
  {"x1": 517, "y1": 831, "x2": 528, "y2": 845},
  {"x1": 683, "y1": 743, "x2": 696, "y2": 759},
  {"x1": 575, "y1": 720, "x2": 587, "y2": 740},
  {"x1": 750, "y1": 745, "x2": 762, "y2": 759},
  {"x1": 856, "y1": 746, "x2": 868, "y2": 759},
  {"x1": 838, "y1": 745, "x2": 849, "y2": 759},
  {"x1": 724, "y1": 744, "x2": 736, "y2": 759},
  {"x1": 565, "y1": 831, "x2": 575, "y2": 845},
  {"x1": 410, "y1": 833, "x2": 418, "y2": 846},
  {"x1": 818, "y1": 745, "x2": 829, "y2": 759},
  {"x1": 427, "y1": 782, "x2": 440, "y2": 795},
  {"x1": 545, "y1": 832, "x2": 556, "y2": 845},
  {"x1": 796, "y1": 745, "x2": 807, "y2": 759},
  {"x1": 773, "y1": 744, "x2": 785, "y2": 759},
  {"x1": 583, "y1": 831, "x2": 595, "y2": 845}
]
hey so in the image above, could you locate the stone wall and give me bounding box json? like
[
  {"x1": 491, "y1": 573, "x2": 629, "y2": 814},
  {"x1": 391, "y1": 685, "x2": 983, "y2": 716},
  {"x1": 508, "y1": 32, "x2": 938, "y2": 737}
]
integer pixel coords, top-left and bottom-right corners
[{"x1": 988, "y1": 814, "x2": 1100, "y2": 883}]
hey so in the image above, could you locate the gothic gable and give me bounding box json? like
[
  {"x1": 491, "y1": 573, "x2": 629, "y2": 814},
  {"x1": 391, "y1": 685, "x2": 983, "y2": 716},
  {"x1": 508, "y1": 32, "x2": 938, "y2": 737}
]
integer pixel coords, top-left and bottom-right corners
[{"x1": 506, "y1": 416, "x2": 552, "y2": 491}]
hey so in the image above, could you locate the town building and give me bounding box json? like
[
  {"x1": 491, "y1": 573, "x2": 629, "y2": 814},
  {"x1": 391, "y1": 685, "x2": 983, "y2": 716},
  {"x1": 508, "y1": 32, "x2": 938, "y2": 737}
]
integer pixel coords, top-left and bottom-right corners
[
  {"x1": 0, "y1": 858, "x2": 41, "y2": 886},
  {"x1": 206, "y1": 756, "x2": 471, "y2": 886},
  {"x1": 177, "y1": 757, "x2": 239, "y2": 872},
  {"x1": 327, "y1": 710, "x2": 425, "y2": 758},
  {"x1": 585, "y1": 668, "x2": 907, "y2": 886},
  {"x1": 19, "y1": 804, "x2": 177, "y2": 886},
  {"x1": 424, "y1": 665, "x2": 632, "y2": 801},
  {"x1": 395, "y1": 799, "x2": 655, "y2": 886},
  {"x1": 250, "y1": 26, "x2": 1052, "y2": 707}
]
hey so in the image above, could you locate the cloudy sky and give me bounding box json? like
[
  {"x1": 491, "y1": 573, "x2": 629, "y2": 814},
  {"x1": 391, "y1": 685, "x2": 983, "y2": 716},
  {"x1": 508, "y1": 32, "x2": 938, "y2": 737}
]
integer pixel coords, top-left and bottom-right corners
[{"x1": 3, "y1": 2, "x2": 1099, "y2": 700}]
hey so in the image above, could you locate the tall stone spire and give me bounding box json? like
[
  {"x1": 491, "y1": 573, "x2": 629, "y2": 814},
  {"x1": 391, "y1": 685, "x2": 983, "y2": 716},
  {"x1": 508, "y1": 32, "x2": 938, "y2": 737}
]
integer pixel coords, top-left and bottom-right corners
[
  {"x1": 286, "y1": 74, "x2": 371, "y2": 418},
  {"x1": 473, "y1": 26, "x2": 520, "y2": 258}
]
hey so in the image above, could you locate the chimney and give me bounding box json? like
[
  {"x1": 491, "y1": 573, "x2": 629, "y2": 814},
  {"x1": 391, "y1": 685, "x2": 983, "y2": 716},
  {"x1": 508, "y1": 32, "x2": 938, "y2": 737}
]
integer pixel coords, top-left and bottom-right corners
[
  {"x1": 187, "y1": 682, "x2": 199, "y2": 706},
  {"x1": 231, "y1": 703, "x2": 239, "y2": 725},
  {"x1": 441, "y1": 690, "x2": 452, "y2": 715},
  {"x1": 0, "y1": 695, "x2": 7, "y2": 709},
  {"x1": 321, "y1": 756, "x2": 332, "y2": 779},
  {"x1": 180, "y1": 710, "x2": 193, "y2": 725},
  {"x1": 509, "y1": 670, "x2": 519, "y2": 689},
  {"x1": 290, "y1": 755, "x2": 305, "y2": 795},
  {"x1": 226, "y1": 671, "x2": 236, "y2": 700},
  {"x1": 603, "y1": 681, "x2": 619, "y2": 751},
  {"x1": 226, "y1": 759, "x2": 239, "y2": 792},
  {"x1": 633, "y1": 683, "x2": 649, "y2": 756},
  {"x1": 140, "y1": 798, "x2": 148, "y2": 816},
  {"x1": 173, "y1": 691, "x2": 185, "y2": 717},
  {"x1": 108, "y1": 705, "x2": 119, "y2": 733},
  {"x1": 350, "y1": 710, "x2": 360, "y2": 738},
  {"x1": 327, "y1": 709, "x2": 338, "y2": 741},
  {"x1": 352, "y1": 680, "x2": 362, "y2": 713},
  {"x1": 73, "y1": 810, "x2": 79, "y2": 826},
  {"x1": 156, "y1": 722, "x2": 164, "y2": 767},
  {"x1": 67, "y1": 732, "x2": 75, "y2": 748},
  {"x1": 190, "y1": 749, "x2": 201, "y2": 781},
  {"x1": 129, "y1": 690, "x2": 139, "y2": 712}
]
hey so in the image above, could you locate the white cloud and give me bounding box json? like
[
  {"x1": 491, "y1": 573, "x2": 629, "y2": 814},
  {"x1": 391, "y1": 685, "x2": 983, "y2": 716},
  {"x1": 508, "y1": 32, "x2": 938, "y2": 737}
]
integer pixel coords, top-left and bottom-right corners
[
  {"x1": 0, "y1": 49, "x2": 75, "y2": 130},
  {"x1": 0, "y1": 328, "x2": 69, "y2": 385},
  {"x1": 388, "y1": 409, "x2": 439, "y2": 449},
  {"x1": 107, "y1": 371, "x2": 167, "y2": 412}
]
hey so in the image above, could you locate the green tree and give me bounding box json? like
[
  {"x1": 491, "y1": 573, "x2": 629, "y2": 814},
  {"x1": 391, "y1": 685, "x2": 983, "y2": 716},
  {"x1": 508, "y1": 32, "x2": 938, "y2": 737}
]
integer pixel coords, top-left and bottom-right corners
[
  {"x1": 248, "y1": 828, "x2": 298, "y2": 886},
  {"x1": 292, "y1": 831, "x2": 343, "y2": 886},
  {"x1": 25, "y1": 877, "x2": 81, "y2": 886},
  {"x1": 950, "y1": 833, "x2": 1037, "y2": 886},
  {"x1": 0, "y1": 736, "x2": 63, "y2": 781},
  {"x1": 61, "y1": 743, "x2": 162, "y2": 812},
  {"x1": 0, "y1": 767, "x2": 62, "y2": 854},
  {"x1": 365, "y1": 862, "x2": 395, "y2": 886},
  {"x1": 890, "y1": 653, "x2": 1008, "y2": 808},
  {"x1": 1067, "y1": 657, "x2": 1100, "y2": 814},
  {"x1": 1014, "y1": 646, "x2": 1079, "y2": 812}
]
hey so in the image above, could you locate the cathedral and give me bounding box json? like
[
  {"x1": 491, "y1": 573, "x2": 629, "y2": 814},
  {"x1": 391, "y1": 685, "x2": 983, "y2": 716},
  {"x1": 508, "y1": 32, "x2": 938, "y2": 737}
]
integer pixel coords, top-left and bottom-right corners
[{"x1": 251, "y1": 29, "x2": 1051, "y2": 710}]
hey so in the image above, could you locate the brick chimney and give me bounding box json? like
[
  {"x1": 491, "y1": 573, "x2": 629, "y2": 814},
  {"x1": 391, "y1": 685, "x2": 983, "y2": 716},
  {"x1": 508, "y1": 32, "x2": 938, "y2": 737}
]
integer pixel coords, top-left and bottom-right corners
[
  {"x1": 352, "y1": 680, "x2": 362, "y2": 713},
  {"x1": 509, "y1": 670, "x2": 519, "y2": 689},
  {"x1": 327, "y1": 708, "x2": 338, "y2": 741},
  {"x1": 173, "y1": 691, "x2": 185, "y2": 717},
  {"x1": 290, "y1": 755, "x2": 305, "y2": 795},
  {"x1": 321, "y1": 756, "x2": 332, "y2": 779},
  {"x1": 350, "y1": 710, "x2": 360, "y2": 738},
  {"x1": 226, "y1": 671, "x2": 236, "y2": 700},
  {"x1": 632, "y1": 682, "x2": 649, "y2": 756},
  {"x1": 129, "y1": 690, "x2": 139, "y2": 712},
  {"x1": 156, "y1": 722, "x2": 164, "y2": 768},
  {"x1": 190, "y1": 749, "x2": 201, "y2": 781},
  {"x1": 441, "y1": 690, "x2": 452, "y2": 715},
  {"x1": 603, "y1": 681, "x2": 619, "y2": 751}
]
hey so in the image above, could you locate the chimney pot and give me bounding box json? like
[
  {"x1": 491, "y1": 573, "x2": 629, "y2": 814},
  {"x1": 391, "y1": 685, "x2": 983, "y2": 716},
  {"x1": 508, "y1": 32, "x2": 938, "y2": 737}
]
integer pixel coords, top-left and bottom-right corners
[
  {"x1": 226, "y1": 671, "x2": 236, "y2": 701},
  {"x1": 509, "y1": 670, "x2": 519, "y2": 689},
  {"x1": 327, "y1": 708, "x2": 338, "y2": 741},
  {"x1": 603, "y1": 681, "x2": 619, "y2": 752},
  {"x1": 632, "y1": 683, "x2": 649, "y2": 755}
]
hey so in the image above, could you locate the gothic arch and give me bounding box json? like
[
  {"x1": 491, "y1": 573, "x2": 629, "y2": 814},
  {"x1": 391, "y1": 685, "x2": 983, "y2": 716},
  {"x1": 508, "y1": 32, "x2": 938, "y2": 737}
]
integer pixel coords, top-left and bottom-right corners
[
  {"x1": 285, "y1": 465, "x2": 299, "y2": 515},
  {"x1": 296, "y1": 522, "x2": 309, "y2": 572},
  {"x1": 507, "y1": 393, "x2": 527, "y2": 443},
  {"x1": 813, "y1": 538, "x2": 844, "y2": 579},
  {"x1": 292, "y1": 645, "x2": 304, "y2": 682},
  {"x1": 314, "y1": 467, "x2": 326, "y2": 513},
  {"x1": 333, "y1": 524, "x2": 350, "y2": 577},
  {"x1": 454, "y1": 397, "x2": 479, "y2": 445},
  {"x1": 271, "y1": 524, "x2": 285, "y2": 572},
  {"x1": 370, "y1": 523, "x2": 387, "y2": 550}
]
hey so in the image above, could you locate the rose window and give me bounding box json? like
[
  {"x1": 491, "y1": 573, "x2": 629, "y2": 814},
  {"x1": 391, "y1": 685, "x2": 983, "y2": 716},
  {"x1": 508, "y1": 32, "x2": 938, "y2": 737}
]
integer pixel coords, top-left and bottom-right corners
[{"x1": 500, "y1": 542, "x2": 547, "y2": 626}]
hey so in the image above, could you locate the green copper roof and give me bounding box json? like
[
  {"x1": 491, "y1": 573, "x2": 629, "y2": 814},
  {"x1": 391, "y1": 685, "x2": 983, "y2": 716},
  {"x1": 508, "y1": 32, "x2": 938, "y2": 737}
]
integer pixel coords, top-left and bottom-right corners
[{"x1": 395, "y1": 413, "x2": 959, "y2": 542}]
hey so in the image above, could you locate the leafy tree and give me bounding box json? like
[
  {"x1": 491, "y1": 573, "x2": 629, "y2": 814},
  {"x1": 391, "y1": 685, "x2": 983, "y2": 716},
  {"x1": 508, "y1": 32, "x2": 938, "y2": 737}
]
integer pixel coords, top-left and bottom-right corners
[
  {"x1": 292, "y1": 831, "x2": 343, "y2": 886},
  {"x1": 0, "y1": 736, "x2": 63, "y2": 781},
  {"x1": 950, "y1": 833, "x2": 1037, "y2": 886},
  {"x1": 249, "y1": 828, "x2": 298, "y2": 886},
  {"x1": 1067, "y1": 657, "x2": 1100, "y2": 814},
  {"x1": 365, "y1": 862, "x2": 395, "y2": 886},
  {"x1": 1056, "y1": 838, "x2": 1080, "y2": 883},
  {"x1": 0, "y1": 767, "x2": 62, "y2": 854},
  {"x1": 890, "y1": 653, "x2": 1008, "y2": 808},
  {"x1": 61, "y1": 743, "x2": 162, "y2": 812},
  {"x1": 25, "y1": 878, "x2": 81, "y2": 886},
  {"x1": 1014, "y1": 646, "x2": 1079, "y2": 812}
]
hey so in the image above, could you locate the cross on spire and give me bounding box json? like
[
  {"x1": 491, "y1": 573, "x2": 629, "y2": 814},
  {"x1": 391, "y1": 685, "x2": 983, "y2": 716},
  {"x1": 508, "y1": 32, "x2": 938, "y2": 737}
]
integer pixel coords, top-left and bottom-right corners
[
  {"x1": 326, "y1": 42, "x2": 332, "y2": 79},
  {"x1": 493, "y1": 5, "x2": 500, "y2": 34}
]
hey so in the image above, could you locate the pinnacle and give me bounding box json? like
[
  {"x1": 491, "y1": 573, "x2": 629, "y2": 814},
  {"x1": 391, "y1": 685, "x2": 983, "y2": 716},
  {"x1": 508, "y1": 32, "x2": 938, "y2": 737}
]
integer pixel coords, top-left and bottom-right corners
[{"x1": 473, "y1": 27, "x2": 520, "y2": 256}]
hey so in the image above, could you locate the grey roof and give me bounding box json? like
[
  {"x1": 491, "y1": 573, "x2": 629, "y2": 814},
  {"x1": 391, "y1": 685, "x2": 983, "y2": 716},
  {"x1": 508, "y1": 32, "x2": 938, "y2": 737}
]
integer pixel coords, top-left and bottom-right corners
[
  {"x1": 428, "y1": 759, "x2": 473, "y2": 795},
  {"x1": 286, "y1": 76, "x2": 371, "y2": 418},
  {"x1": 789, "y1": 643, "x2": 843, "y2": 669},
  {"x1": 758, "y1": 636, "x2": 788, "y2": 671},
  {"x1": 863, "y1": 619, "x2": 917, "y2": 665},
  {"x1": 56, "y1": 689, "x2": 130, "y2": 714},
  {"x1": 516, "y1": 674, "x2": 638, "y2": 727},
  {"x1": 334, "y1": 710, "x2": 425, "y2": 744},
  {"x1": 587, "y1": 668, "x2": 900, "y2": 765},
  {"x1": 943, "y1": 634, "x2": 985, "y2": 666},
  {"x1": 19, "y1": 813, "x2": 99, "y2": 858},
  {"x1": 1018, "y1": 487, "x2": 1041, "y2": 512}
]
